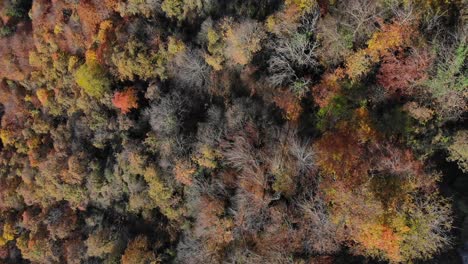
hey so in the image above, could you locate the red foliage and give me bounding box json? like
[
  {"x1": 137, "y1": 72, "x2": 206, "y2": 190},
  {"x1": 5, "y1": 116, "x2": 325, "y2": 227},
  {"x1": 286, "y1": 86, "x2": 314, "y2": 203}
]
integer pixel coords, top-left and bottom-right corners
[
  {"x1": 377, "y1": 49, "x2": 431, "y2": 96},
  {"x1": 112, "y1": 88, "x2": 139, "y2": 114},
  {"x1": 0, "y1": 81, "x2": 27, "y2": 129}
]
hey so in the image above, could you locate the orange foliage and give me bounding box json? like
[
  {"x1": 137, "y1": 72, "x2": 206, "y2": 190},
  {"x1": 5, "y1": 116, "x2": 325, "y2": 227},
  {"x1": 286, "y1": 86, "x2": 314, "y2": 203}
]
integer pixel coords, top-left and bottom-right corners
[
  {"x1": 367, "y1": 21, "x2": 414, "y2": 59},
  {"x1": 76, "y1": 1, "x2": 113, "y2": 42},
  {"x1": 342, "y1": 20, "x2": 416, "y2": 81},
  {"x1": 173, "y1": 160, "x2": 195, "y2": 186},
  {"x1": 121, "y1": 236, "x2": 157, "y2": 264},
  {"x1": 312, "y1": 68, "x2": 345, "y2": 108},
  {"x1": 112, "y1": 88, "x2": 139, "y2": 114},
  {"x1": 357, "y1": 223, "x2": 403, "y2": 262},
  {"x1": 194, "y1": 196, "x2": 234, "y2": 252},
  {"x1": 273, "y1": 90, "x2": 303, "y2": 122}
]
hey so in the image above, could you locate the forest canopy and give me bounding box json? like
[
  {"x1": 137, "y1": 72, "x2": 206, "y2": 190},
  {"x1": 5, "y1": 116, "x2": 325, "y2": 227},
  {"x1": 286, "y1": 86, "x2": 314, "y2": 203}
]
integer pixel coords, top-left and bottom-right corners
[{"x1": 0, "y1": 0, "x2": 467, "y2": 263}]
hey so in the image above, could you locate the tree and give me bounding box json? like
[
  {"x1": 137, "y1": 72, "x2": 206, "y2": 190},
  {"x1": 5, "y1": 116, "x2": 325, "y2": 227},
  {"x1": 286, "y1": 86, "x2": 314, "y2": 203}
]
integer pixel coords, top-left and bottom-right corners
[
  {"x1": 224, "y1": 19, "x2": 266, "y2": 66},
  {"x1": 447, "y1": 130, "x2": 468, "y2": 173},
  {"x1": 121, "y1": 235, "x2": 159, "y2": 264},
  {"x1": 116, "y1": 0, "x2": 162, "y2": 18},
  {"x1": 173, "y1": 159, "x2": 195, "y2": 186},
  {"x1": 85, "y1": 228, "x2": 125, "y2": 259},
  {"x1": 112, "y1": 88, "x2": 139, "y2": 114},
  {"x1": 267, "y1": 14, "x2": 319, "y2": 89},
  {"x1": 273, "y1": 90, "x2": 303, "y2": 121},
  {"x1": 425, "y1": 43, "x2": 467, "y2": 121},
  {"x1": 74, "y1": 62, "x2": 110, "y2": 98},
  {"x1": 162, "y1": 0, "x2": 184, "y2": 19},
  {"x1": 312, "y1": 69, "x2": 345, "y2": 108},
  {"x1": 342, "y1": 19, "x2": 416, "y2": 81},
  {"x1": 170, "y1": 48, "x2": 211, "y2": 91},
  {"x1": 316, "y1": 14, "x2": 353, "y2": 66},
  {"x1": 299, "y1": 195, "x2": 341, "y2": 254},
  {"x1": 377, "y1": 49, "x2": 432, "y2": 96},
  {"x1": 112, "y1": 37, "x2": 186, "y2": 81},
  {"x1": 398, "y1": 194, "x2": 453, "y2": 261},
  {"x1": 143, "y1": 167, "x2": 181, "y2": 220},
  {"x1": 161, "y1": 0, "x2": 215, "y2": 21}
]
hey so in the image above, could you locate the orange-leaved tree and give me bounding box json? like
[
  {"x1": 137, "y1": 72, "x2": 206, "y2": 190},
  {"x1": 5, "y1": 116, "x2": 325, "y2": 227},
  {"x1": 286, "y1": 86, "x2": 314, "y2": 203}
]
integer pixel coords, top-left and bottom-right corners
[{"x1": 112, "y1": 88, "x2": 139, "y2": 114}]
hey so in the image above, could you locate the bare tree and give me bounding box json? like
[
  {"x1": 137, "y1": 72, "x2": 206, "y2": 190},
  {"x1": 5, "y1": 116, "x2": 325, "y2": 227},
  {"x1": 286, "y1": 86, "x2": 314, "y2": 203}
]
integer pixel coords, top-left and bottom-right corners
[
  {"x1": 170, "y1": 48, "x2": 211, "y2": 92},
  {"x1": 335, "y1": 0, "x2": 380, "y2": 45},
  {"x1": 299, "y1": 194, "x2": 341, "y2": 254},
  {"x1": 267, "y1": 12, "x2": 319, "y2": 89},
  {"x1": 289, "y1": 137, "x2": 316, "y2": 175}
]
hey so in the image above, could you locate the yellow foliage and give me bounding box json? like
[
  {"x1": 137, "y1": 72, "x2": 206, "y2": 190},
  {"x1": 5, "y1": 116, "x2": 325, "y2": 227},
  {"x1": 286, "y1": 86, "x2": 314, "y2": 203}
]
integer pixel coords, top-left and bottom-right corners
[
  {"x1": 143, "y1": 167, "x2": 180, "y2": 220},
  {"x1": 53, "y1": 24, "x2": 63, "y2": 35},
  {"x1": 26, "y1": 136, "x2": 41, "y2": 150},
  {"x1": 97, "y1": 20, "x2": 113, "y2": 43},
  {"x1": 0, "y1": 222, "x2": 16, "y2": 246},
  {"x1": 28, "y1": 51, "x2": 43, "y2": 68},
  {"x1": 285, "y1": 0, "x2": 316, "y2": 13},
  {"x1": 174, "y1": 160, "x2": 195, "y2": 186},
  {"x1": 85, "y1": 50, "x2": 98, "y2": 64},
  {"x1": 167, "y1": 36, "x2": 186, "y2": 56},
  {"x1": 68, "y1": 56, "x2": 79, "y2": 71},
  {"x1": 205, "y1": 27, "x2": 226, "y2": 70},
  {"x1": 74, "y1": 62, "x2": 110, "y2": 98},
  {"x1": 265, "y1": 15, "x2": 277, "y2": 32},
  {"x1": 204, "y1": 54, "x2": 224, "y2": 71},
  {"x1": 0, "y1": 129, "x2": 15, "y2": 146},
  {"x1": 207, "y1": 28, "x2": 221, "y2": 45},
  {"x1": 161, "y1": 0, "x2": 184, "y2": 19},
  {"x1": 345, "y1": 50, "x2": 373, "y2": 80},
  {"x1": 193, "y1": 145, "x2": 220, "y2": 169}
]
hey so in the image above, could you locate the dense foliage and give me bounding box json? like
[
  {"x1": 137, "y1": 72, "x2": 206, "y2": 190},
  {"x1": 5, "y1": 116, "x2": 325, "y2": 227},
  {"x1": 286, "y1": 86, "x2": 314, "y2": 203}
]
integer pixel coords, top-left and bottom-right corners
[{"x1": 0, "y1": 0, "x2": 466, "y2": 263}]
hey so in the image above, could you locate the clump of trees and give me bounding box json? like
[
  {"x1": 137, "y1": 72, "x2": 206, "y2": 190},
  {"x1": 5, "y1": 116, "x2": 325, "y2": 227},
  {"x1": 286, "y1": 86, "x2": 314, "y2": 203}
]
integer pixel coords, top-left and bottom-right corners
[{"x1": 0, "y1": 0, "x2": 466, "y2": 263}]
